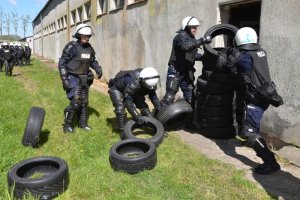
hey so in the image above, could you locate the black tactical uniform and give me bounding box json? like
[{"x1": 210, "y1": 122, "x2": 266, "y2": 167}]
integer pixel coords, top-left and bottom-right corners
[
  {"x1": 58, "y1": 41, "x2": 102, "y2": 132},
  {"x1": 220, "y1": 43, "x2": 282, "y2": 175},
  {"x1": 161, "y1": 30, "x2": 209, "y2": 108},
  {"x1": 108, "y1": 68, "x2": 161, "y2": 134}
]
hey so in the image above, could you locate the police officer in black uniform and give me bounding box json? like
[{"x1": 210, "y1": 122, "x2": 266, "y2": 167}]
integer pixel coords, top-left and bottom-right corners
[
  {"x1": 24, "y1": 43, "x2": 31, "y2": 65},
  {"x1": 219, "y1": 27, "x2": 282, "y2": 175},
  {"x1": 58, "y1": 24, "x2": 102, "y2": 133},
  {"x1": 0, "y1": 42, "x2": 14, "y2": 75},
  {"x1": 16, "y1": 43, "x2": 25, "y2": 66},
  {"x1": 108, "y1": 67, "x2": 161, "y2": 135},
  {"x1": 161, "y1": 16, "x2": 211, "y2": 108},
  {"x1": 0, "y1": 43, "x2": 4, "y2": 72}
]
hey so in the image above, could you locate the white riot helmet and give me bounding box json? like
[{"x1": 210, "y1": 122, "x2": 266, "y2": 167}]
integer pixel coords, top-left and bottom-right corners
[
  {"x1": 73, "y1": 23, "x2": 92, "y2": 39},
  {"x1": 139, "y1": 67, "x2": 160, "y2": 90},
  {"x1": 235, "y1": 27, "x2": 258, "y2": 46},
  {"x1": 181, "y1": 16, "x2": 200, "y2": 30},
  {"x1": 24, "y1": 43, "x2": 28, "y2": 46},
  {"x1": 2, "y1": 42, "x2": 8, "y2": 46}
]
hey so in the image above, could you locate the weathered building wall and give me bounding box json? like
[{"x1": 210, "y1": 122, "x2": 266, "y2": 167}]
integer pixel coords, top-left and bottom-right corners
[{"x1": 32, "y1": 0, "x2": 300, "y2": 146}]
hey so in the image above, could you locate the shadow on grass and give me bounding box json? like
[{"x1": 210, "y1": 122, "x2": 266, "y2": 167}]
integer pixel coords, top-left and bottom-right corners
[
  {"x1": 213, "y1": 138, "x2": 300, "y2": 200},
  {"x1": 88, "y1": 107, "x2": 100, "y2": 118},
  {"x1": 38, "y1": 129, "x2": 50, "y2": 147},
  {"x1": 106, "y1": 117, "x2": 119, "y2": 133}
]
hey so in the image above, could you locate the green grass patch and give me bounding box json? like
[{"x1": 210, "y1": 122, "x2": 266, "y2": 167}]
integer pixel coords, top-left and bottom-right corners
[{"x1": 0, "y1": 58, "x2": 273, "y2": 199}]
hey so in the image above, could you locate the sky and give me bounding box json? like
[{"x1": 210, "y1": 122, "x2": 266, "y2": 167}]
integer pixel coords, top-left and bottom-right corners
[{"x1": 0, "y1": 0, "x2": 48, "y2": 37}]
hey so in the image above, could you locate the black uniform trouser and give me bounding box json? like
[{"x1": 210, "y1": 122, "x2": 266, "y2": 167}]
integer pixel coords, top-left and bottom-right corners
[
  {"x1": 239, "y1": 103, "x2": 277, "y2": 165},
  {"x1": 64, "y1": 75, "x2": 89, "y2": 128},
  {"x1": 109, "y1": 86, "x2": 127, "y2": 132},
  {"x1": 161, "y1": 65, "x2": 194, "y2": 107}
]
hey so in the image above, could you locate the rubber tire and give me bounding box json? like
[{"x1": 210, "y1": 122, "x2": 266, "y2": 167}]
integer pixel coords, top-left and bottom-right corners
[
  {"x1": 109, "y1": 139, "x2": 157, "y2": 174},
  {"x1": 156, "y1": 99, "x2": 193, "y2": 131},
  {"x1": 7, "y1": 156, "x2": 69, "y2": 200},
  {"x1": 202, "y1": 71, "x2": 235, "y2": 85},
  {"x1": 197, "y1": 116, "x2": 234, "y2": 128},
  {"x1": 199, "y1": 125, "x2": 236, "y2": 139},
  {"x1": 196, "y1": 105, "x2": 233, "y2": 117},
  {"x1": 203, "y1": 24, "x2": 239, "y2": 57},
  {"x1": 22, "y1": 107, "x2": 45, "y2": 147},
  {"x1": 197, "y1": 76, "x2": 234, "y2": 95},
  {"x1": 196, "y1": 91, "x2": 233, "y2": 106},
  {"x1": 123, "y1": 116, "x2": 165, "y2": 147}
]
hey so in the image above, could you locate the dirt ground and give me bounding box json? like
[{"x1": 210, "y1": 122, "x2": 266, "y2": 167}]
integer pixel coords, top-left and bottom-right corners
[{"x1": 91, "y1": 79, "x2": 300, "y2": 200}]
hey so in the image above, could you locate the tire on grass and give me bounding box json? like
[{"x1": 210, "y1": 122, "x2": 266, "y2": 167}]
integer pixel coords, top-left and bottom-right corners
[
  {"x1": 22, "y1": 107, "x2": 45, "y2": 147},
  {"x1": 109, "y1": 139, "x2": 157, "y2": 174},
  {"x1": 7, "y1": 156, "x2": 69, "y2": 200},
  {"x1": 123, "y1": 116, "x2": 165, "y2": 147}
]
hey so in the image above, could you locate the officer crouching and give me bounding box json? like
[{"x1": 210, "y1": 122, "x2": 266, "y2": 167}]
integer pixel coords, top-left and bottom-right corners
[{"x1": 58, "y1": 24, "x2": 102, "y2": 133}]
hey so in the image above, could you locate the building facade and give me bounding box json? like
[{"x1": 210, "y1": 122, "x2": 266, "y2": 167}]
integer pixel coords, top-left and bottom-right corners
[{"x1": 32, "y1": 0, "x2": 300, "y2": 146}]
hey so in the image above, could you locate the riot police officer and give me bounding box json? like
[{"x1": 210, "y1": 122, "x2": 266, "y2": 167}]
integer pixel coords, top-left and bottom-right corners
[
  {"x1": 160, "y1": 16, "x2": 211, "y2": 108},
  {"x1": 108, "y1": 67, "x2": 161, "y2": 135},
  {"x1": 0, "y1": 42, "x2": 14, "y2": 76},
  {"x1": 24, "y1": 43, "x2": 31, "y2": 65},
  {"x1": 0, "y1": 43, "x2": 3, "y2": 72},
  {"x1": 220, "y1": 27, "x2": 281, "y2": 175},
  {"x1": 58, "y1": 24, "x2": 103, "y2": 133}
]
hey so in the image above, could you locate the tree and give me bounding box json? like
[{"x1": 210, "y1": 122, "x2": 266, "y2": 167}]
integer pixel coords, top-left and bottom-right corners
[
  {"x1": 0, "y1": 7, "x2": 3, "y2": 35},
  {"x1": 12, "y1": 11, "x2": 19, "y2": 36},
  {"x1": 4, "y1": 13, "x2": 11, "y2": 36},
  {"x1": 21, "y1": 15, "x2": 31, "y2": 38}
]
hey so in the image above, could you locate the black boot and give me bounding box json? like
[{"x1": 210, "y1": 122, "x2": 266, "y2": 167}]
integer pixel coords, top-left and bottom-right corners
[
  {"x1": 253, "y1": 138, "x2": 280, "y2": 175},
  {"x1": 116, "y1": 113, "x2": 127, "y2": 138},
  {"x1": 255, "y1": 151, "x2": 280, "y2": 175},
  {"x1": 63, "y1": 106, "x2": 75, "y2": 133},
  {"x1": 79, "y1": 106, "x2": 92, "y2": 131}
]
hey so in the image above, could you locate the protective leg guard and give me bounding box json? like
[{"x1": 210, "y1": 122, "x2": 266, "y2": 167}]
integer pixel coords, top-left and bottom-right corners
[
  {"x1": 251, "y1": 137, "x2": 280, "y2": 175},
  {"x1": 116, "y1": 113, "x2": 127, "y2": 137},
  {"x1": 140, "y1": 108, "x2": 152, "y2": 117},
  {"x1": 161, "y1": 75, "x2": 180, "y2": 109},
  {"x1": 63, "y1": 105, "x2": 75, "y2": 133},
  {"x1": 79, "y1": 106, "x2": 92, "y2": 131}
]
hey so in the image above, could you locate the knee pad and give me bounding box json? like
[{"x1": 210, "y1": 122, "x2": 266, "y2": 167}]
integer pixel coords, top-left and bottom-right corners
[
  {"x1": 115, "y1": 105, "x2": 125, "y2": 116},
  {"x1": 70, "y1": 100, "x2": 81, "y2": 111},
  {"x1": 166, "y1": 77, "x2": 180, "y2": 93}
]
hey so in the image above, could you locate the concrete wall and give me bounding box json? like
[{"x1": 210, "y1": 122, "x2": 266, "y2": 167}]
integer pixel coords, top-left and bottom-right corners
[
  {"x1": 32, "y1": 0, "x2": 300, "y2": 146},
  {"x1": 259, "y1": 0, "x2": 300, "y2": 146}
]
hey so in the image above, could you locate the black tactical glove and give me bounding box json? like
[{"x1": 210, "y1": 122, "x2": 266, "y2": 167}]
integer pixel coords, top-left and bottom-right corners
[
  {"x1": 134, "y1": 115, "x2": 145, "y2": 125},
  {"x1": 227, "y1": 47, "x2": 241, "y2": 67},
  {"x1": 203, "y1": 35, "x2": 212, "y2": 44},
  {"x1": 62, "y1": 78, "x2": 71, "y2": 90},
  {"x1": 96, "y1": 71, "x2": 102, "y2": 79}
]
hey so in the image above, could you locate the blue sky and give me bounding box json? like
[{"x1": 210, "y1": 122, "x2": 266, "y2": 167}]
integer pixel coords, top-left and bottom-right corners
[{"x1": 0, "y1": 0, "x2": 48, "y2": 37}]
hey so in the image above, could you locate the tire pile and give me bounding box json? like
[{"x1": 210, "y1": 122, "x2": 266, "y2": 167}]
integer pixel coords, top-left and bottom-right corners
[{"x1": 195, "y1": 24, "x2": 239, "y2": 139}]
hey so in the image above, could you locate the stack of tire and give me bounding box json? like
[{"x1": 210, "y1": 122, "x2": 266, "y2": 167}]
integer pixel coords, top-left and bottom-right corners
[{"x1": 195, "y1": 24, "x2": 239, "y2": 139}]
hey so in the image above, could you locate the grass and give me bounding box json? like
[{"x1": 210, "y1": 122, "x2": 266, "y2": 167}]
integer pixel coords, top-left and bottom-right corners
[{"x1": 0, "y1": 58, "x2": 274, "y2": 200}]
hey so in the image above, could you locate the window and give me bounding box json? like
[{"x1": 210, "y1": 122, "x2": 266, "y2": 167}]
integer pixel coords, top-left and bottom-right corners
[
  {"x1": 64, "y1": 15, "x2": 67, "y2": 28},
  {"x1": 61, "y1": 17, "x2": 65, "y2": 29},
  {"x1": 110, "y1": 0, "x2": 124, "y2": 10},
  {"x1": 77, "y1": 6, "x2": 83, "y2": 23},
  {"x1": 97, "y1": 0, "x2": 108, "y2": 15},
  {"x1": 57, "y1": 19, "x2": 61, "y2": 30},
  {"x1": 71, "y1": 10, "x2": 76, "y2": 25},
  {"x1": 84, "y1": 1, "x2": 91, "y2": 20},
  {"x1": 127, "y1": 0, "x2": 144, "y2": 5}
]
